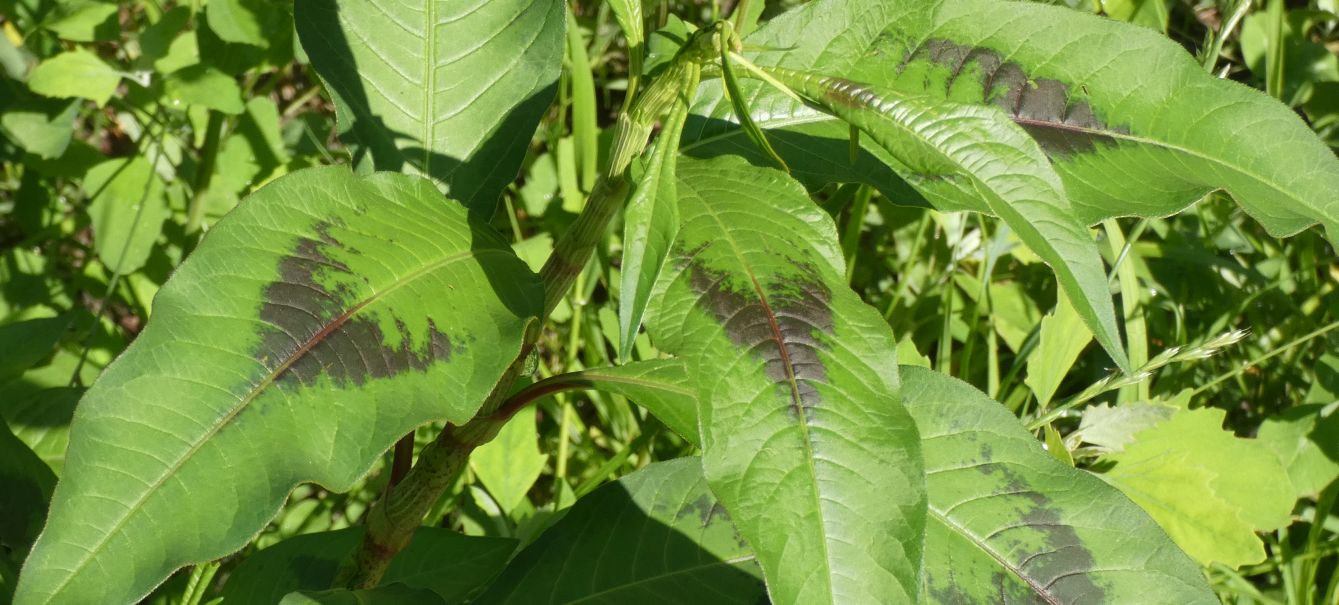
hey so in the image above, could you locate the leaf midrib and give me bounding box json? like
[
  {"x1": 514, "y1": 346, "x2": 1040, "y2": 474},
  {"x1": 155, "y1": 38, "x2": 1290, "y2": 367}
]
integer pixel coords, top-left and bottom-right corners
[
  {"x1": 47, "y1": 245, "x2": 508, "y2": 599},
  {"x1": 928, "y1": 507, "x2": 1063, "y2": 605},
  {"x1": 682, "y1": 177, "x2": 837, "y2": 603}
]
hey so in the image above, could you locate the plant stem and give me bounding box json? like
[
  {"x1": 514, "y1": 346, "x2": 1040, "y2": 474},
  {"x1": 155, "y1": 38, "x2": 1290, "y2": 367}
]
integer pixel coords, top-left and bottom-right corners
[
  {"x1": 336, "y1": 33, "x2": 721, "y2": 588},
  {"x1": 337, "y1": 137, "x2": 629, "y2": 592}
]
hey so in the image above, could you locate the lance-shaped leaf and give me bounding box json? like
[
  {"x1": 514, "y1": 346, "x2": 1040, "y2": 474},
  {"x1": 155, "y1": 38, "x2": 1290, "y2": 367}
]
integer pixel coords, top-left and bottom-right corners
[
  {"x1": 545, "y1": 366, "x2": 1215, "y2": 602},
  {"x1": 900, "y1": 367, "x2": 1215, "y2": 603},
  {"x1": 686, "y1": 0, "x2": 1339, "y2": 248},
  {"x1": 645, "y1": 155, "x2": 925, "y2": 604},
  {"x1": 619, "y1": 98, "x2": 689, "y2": 361},
  {"x1": 295, "y1": 0, "x2": 564, "y2": 217},
  {"x1": 474, "y1": 457, "x2": 766, "y2": 604},
  {"x1": 221, "y1": 527, "x2": 516, "y2": 604},
  {"x1": 762, "y1": 67, "x2": 1128, "y2": 372},
  {"x1": 15, "y1": 167, "x2": 542, "y2": 605}
]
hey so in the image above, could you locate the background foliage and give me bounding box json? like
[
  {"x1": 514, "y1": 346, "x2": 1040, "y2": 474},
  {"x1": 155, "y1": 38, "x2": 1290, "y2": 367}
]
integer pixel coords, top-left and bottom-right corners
[{"x1": 1, "y1": 0, "x2": 1337, "y2": 603}]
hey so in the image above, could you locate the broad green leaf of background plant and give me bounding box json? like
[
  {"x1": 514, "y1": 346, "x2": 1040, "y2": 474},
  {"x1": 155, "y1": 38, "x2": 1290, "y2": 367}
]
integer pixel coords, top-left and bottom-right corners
[
  {"x1": 162, "y1": 64, "x2": 245, "y2": 115},
  {"x1": 0, "y1": 417, "x2": 55, "y2": 558},
  {"x1": 1256, "y1": 402, "x2": 1339, "y2": 499},
  {"x1": 0, "y1": 85, "x2": 79, "y2": 159},
  {"x1": 26, "y1": 49, "x2": 121, "y2": 106},
  {"x1": 1097, "y1": 404, "x2": 1296, "y2": 567},
  {"x1": 220, "y1": 527, "x2": 516, "y2": 604},
  {"x1": 1076, "y1": 401, "x2": 1177, "y2": 455},
  {"x1": 765, "y1": 67, "x2": 1129, "y2": 373},
  {"x1": 645, "y1": 156, "x2": 925, "y2": 604},
  {"x1": 41, "y1": 0, "x2": 120, "y2": 42},
  {"x1": 15, "y1": 167, "x2": 543, "y2": 605},
  {"x1": 686, "y1": 0, "x2": 1339, "y2": 250},
  {"x1": 470, "y1": 405, "x2": 548, "y2": 514},
  {"x1": 207, "y1": 0, "x2": 292, "y2": 50},
  {"x1": 294, "y1": 0, "x2": 564, "y2": 218},
  {"x1": 619, "y1": 98, "x2": 687, "y2": 361},
  {"x1": 83, "y1": 156, "x2": 169, "y2": 275},
  {"x1": 900, "y1": 367, "x2": 1216, "y2": 603},
  {"x1": 0, "y1": 387, "x2": 80, "y2": 476},
  {"x1": 474, "y1": 458, "x2": 767, "y2": 604}
]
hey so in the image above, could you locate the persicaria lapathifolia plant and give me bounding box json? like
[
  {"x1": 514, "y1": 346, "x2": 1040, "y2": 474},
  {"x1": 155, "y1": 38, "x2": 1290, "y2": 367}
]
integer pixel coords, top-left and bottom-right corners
[{"x1": 5, "y1": 0, "x2": 1339, "y2": 603}]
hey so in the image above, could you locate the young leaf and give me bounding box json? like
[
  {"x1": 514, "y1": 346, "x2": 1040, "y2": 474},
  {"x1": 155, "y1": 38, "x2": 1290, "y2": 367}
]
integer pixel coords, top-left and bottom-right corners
[
  {"x1": 688, "y1": 0, "x2": 1339, "y2": 250},
  {"x1": 764, "y1": 68, "x2": 1130, "y2": 373},
  {"x1": 645, "y1": 155, "x2": 925, "y2": 604},
  {"x1": 900, "y1": 367, "x2": 1216, "y2": 604},
  {"x1": 619, "y1": 97, "x2": 689, "y2": 361},
  {"x1": 521, "y1": 361, "x2": 697, "y2": 443},
  {"x1": 719, "y1": 40, "x2": 788, "y2": 172},
  {"x1": 606, "y1": 0, "x2": 644, "y2": 96},
  {"x1": 15, "y1": 167, "x2": 543, "y2": 605},
  {"x1": 473, "y1": 458, "x2": 766, "y2": 604},
  {"x1": 221, "y1": 527, "x2": 515, "y2": 604},
  {"x1": 294, "y1": 0, "x2": 565, "y2": 217}
]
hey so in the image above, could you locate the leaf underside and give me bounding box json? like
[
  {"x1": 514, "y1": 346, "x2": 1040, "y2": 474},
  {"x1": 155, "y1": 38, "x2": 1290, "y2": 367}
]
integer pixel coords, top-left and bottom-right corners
[
  {"x1": 15, "y1": 167, "x2": 542, "y2": 605},
  {"x1": 295, "y1": 0, "x2": 565, "y2": 218}
]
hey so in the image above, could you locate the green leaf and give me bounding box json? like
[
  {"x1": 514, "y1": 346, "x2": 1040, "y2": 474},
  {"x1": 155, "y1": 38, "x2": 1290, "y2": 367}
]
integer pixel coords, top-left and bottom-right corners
[
  {"x1": 526, "y1": 361, "x2": 698, "y2": 443},
  {"x1": 645, "y1": 155, "x2": 925, "y2": 604},
  {"x1": 0, "y1": 317, "x2": 68, "y2": 384},
  {"x1": 163, "y1": 64, "x2": 245, "y2": 115},
  {"x1": 294, "y1": 0, "x2": 565, "y2": 217},
  {"x1": 900, "y1": 367, "x2": 1216, "y2": 604},
  {"x1": 548, "y1": 369, "x2": 1216, "y2": 602},
  {"x1": 470, "y1": 405, "x2": 548, "y2": 514},
  {"x1": 0, "y1": 85, "x2": 80, "y2": 159},
  {"x1": 1098, "y1": 405, "x2": 1296, "y2": 566},
  {"x1": 1024, "y1": 291, "x2": 1094, "y2": 407},
  {"x1": 83, "y1": 157, "x2": 170, "y2": 274},
  {"x1": 764, "y1": 67, "x2": 1129, "y2": 373},
  {"x1": 473, "y1": 458, "x2": 766, "y2": 604},
  {"x1": 0, "y1": 416, "x2": 56, "y2": 556},
  {"x1": 221, "y1": 527, "x2": 515, "y2": 604},
  {"x1": 607, "y1": 0, "x2": 644, "y2": 84},
  {"x1": 1256, "y1": 403, "x2": 1339, "y2": 500},
  {"x1": 619, "y1": 97, "x2": 688, "y2": 361},
  {"x1": 42, "y1": 0, "x2": 120, "y2": 42},
  {"x1": 26, "y1": 49, "x2": 121, "y2": 106},
  {"x1": 16, "y1": 166, "x2": 542, "y2": 605},
  {"x1": 206, "y1": 0, "x2": 291, "y2": 49},
  {"x1": 281, "y1": 585, "x2": 445, "y2": 605},
  {"x1": 0, "y1": 387, "x2": 80, "y2": 476},
  {"x1": 687, "y1": 0, "x2": 1339, "y2": 248}
]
